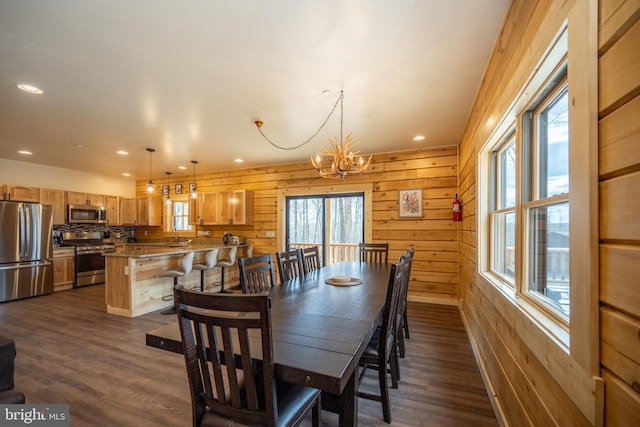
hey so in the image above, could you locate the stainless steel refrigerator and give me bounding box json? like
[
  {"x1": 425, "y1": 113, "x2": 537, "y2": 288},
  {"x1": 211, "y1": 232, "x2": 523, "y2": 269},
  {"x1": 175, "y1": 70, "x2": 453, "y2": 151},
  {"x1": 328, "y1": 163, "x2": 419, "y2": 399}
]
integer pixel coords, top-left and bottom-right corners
[{"x1": 0, "y1": 201, "x2": 53, "y2": 302}]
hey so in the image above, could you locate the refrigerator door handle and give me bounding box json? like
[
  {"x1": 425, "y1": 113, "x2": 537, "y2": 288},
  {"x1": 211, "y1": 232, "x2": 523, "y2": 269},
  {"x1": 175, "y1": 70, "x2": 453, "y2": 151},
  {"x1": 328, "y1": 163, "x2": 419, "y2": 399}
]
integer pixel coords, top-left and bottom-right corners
[{"x1": 0, "y1": 260, "x2": 52, "y2": 271}]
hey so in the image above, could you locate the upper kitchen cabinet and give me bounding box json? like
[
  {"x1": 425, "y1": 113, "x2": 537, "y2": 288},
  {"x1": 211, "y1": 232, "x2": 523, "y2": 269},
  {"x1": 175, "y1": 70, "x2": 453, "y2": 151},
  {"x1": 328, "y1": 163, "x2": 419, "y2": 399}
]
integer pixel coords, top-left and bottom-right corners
[
  {"x1": 220, "y1": 190, "x2": 252, "y2": 225},
  {"x1": 120, "y1": 198, "x2": 137, "y2": 225},
  {"x1": 197, "y1": 192, "x2": 221, "y2": 225},
  {"x1": 137, "y1": 196, "x2": 163, "y2": 226},
  {"x1": 106, "y1": 196, "x2": 119, "y2": 225},
  {"x1": 40, "y1": 188, "x2": 66, "y2": 224},
  {"x1": 3, "y1": 185, "x2": 40, "y2": 202},
  {"x1": 191, "y1": 190, "x2": 253, "y2": 225},
  {"x1": 67, "y1": 191, "x2": 106, "y2": 207}
]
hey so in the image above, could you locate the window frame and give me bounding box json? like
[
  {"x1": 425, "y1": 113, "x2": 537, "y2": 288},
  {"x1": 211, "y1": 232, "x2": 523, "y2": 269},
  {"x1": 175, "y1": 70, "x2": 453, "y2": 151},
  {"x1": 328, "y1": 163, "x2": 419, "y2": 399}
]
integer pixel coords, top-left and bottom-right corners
[{"x1": 520, "y1": 72, "x2": 570, "y2": 324}]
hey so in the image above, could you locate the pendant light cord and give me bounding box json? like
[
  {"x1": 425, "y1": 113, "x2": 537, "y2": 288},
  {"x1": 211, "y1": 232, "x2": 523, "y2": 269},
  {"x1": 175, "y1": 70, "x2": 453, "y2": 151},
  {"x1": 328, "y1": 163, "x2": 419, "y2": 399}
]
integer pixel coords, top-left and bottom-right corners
[{"x1": 256, "y1": 91, "x2": 343, "y2": 150}]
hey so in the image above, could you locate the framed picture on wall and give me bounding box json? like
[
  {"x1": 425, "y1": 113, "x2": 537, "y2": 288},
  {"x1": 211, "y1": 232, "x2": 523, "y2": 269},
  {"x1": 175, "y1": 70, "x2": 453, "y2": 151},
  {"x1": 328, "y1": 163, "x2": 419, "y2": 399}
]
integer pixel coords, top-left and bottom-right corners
[
  {"x1": 162, "y1": 185, "x2": 169, "y2": 196},
  {"x1": 189, "y1": 183, "x2": 196, "y2": 193},
  {"x1": 175, "y1": 184, "x2": 182, "y2": 194},
  {"x1": 398, "y1": 189, "x2": 423, "y2": 218}
]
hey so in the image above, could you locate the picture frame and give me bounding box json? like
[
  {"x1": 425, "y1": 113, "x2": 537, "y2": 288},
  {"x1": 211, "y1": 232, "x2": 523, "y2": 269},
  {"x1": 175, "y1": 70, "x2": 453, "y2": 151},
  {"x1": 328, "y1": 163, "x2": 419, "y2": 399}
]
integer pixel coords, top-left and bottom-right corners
[
  {"x1": 189, "y1": 183, "x2": 196, "y2": 193},
  {"x1": 162, "y1": 185, "x2": 169, "y2": 196},
  {"x1": 398, "y1": 189, "x2": 423, "y2": 218},
  {"x1": 175, "y1": 184, "x2": 182, "y2": 194}
]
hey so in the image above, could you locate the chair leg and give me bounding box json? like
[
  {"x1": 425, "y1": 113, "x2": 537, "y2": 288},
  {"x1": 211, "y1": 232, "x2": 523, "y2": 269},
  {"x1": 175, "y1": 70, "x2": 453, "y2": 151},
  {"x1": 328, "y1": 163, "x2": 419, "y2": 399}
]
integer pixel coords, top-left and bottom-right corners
[
  {"x1": 398, "y1": 320, "x2": 406, "y2": 358},
  {"x1": 403, "y1": 308, "x2": 410, "y2": 338},
  {"x1": 160, "y1": 277, "x2": 178, "y2": 315},
  {"x1": 390, "y1": 345, "x2": 400, "y2": 387},
  {"x1": 379, "y1": 358, "x2": 391, "y2": 423},
  {"x1": 312, "y1": 394, "x2": 320, "y2": 427},
  {"x1": 219, "y1": 267, "x2": 231, "y2": 293}
]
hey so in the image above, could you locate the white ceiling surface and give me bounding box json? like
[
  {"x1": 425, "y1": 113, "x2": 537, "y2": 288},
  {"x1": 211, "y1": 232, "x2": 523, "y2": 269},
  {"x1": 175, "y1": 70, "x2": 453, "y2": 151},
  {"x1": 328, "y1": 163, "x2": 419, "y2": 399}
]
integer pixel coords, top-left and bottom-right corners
[{"x1": 0, "y1": 1, "x2": 509, "y2": 180}]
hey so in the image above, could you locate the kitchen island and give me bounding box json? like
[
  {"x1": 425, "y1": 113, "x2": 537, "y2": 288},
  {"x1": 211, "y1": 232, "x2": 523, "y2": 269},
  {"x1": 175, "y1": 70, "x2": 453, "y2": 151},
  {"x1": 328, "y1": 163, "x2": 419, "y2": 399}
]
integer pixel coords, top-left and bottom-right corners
[{"x1": 104, "y1": 244, "x2": 244, "y2": 317}]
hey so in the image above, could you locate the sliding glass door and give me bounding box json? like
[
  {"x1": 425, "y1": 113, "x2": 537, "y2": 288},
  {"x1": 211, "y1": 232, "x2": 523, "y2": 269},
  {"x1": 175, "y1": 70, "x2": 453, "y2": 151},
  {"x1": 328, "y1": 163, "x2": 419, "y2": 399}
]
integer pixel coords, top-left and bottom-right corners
[{"x1": 286, "y1": 193, "x2": 364, "y2": 265}]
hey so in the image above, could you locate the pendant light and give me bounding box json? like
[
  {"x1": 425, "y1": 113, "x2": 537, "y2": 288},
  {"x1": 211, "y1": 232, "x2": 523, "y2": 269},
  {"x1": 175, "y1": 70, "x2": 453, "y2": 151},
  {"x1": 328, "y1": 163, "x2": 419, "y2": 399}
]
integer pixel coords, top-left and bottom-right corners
[
  {"x1": 165, "y1": 172, "x2": 172, "y2": 205},
  {"x1": 146, "y1": 148, "x2": 155, "y2": 193},
  {"x1": 190, "y1": 160, "x2": 198, "y2": 199}
]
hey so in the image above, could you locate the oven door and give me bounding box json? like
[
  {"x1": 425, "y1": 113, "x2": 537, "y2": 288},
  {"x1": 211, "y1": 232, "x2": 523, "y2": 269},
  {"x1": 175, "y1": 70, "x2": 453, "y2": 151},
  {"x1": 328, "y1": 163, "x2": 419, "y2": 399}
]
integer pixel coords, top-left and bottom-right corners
[{"x1": 75, "y1": 251, "x2": 106, "y2": 287}]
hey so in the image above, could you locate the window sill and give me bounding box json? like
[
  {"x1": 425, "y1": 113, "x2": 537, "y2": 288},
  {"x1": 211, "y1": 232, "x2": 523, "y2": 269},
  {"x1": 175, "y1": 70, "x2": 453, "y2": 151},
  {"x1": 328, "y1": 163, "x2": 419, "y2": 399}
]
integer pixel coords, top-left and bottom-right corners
[{"x1": 480, "y1": 271, "x2": 570, "y2": 353}]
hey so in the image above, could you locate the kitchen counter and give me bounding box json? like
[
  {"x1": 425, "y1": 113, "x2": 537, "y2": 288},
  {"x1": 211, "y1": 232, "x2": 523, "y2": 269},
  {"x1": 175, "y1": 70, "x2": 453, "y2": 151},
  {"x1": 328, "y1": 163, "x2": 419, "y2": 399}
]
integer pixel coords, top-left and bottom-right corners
[{"x1": 104, "y1": 243, "x2": 247, "y2": 317}]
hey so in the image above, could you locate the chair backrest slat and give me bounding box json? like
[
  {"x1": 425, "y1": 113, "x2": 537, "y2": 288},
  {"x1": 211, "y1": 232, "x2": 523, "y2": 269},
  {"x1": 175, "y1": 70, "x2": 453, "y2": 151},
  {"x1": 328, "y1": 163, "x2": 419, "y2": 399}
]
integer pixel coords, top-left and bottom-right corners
[
  {"x1": 238, "y1": 254, "x2": 277, "y2": 294},
  {"x1": 359, "y1": 242, "x2": 389, "y2": 263}
]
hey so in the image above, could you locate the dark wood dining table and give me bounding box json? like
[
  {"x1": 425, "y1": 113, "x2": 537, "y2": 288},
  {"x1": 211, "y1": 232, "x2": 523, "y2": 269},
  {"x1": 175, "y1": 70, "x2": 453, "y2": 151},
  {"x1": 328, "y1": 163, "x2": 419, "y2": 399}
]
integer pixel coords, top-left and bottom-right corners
[{"x1": 145, "y1": 261, "x2": 392, "y2": 427}]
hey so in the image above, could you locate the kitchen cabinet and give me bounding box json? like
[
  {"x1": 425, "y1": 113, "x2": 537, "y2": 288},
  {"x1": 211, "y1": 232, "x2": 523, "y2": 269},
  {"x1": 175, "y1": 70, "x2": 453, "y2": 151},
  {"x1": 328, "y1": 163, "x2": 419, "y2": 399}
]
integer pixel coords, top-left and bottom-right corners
[
  {"x1": 137, "y1": 197, "x2": 163, "y2": 226},
  {"x1": 220, "y1": 190, "x2": 252, "y2": 225},
  {"x1": 53, "y1": 247, "x2": 75, "y2": 291},
  {"x1": 106, "y1": 196, "x2": 119, "y2": 225},
  {"x1": 191, "y1": 190, "x2": 253, "y2": 225},
  {"x1": 197, "y1": 192, "x2": 222, "y2": 225},
  {"x1": 67, "y1": 191, "x2": 106, "y2": 207},
  {"x1": 39, "y1": 188, "x2": 66, "y2": 224},
  {"x1": 119, "y1": 198, "x2": 137, "y2": 225},
  {"x1": 3, "y1": 185, "x2": 40, "y2": 202}
]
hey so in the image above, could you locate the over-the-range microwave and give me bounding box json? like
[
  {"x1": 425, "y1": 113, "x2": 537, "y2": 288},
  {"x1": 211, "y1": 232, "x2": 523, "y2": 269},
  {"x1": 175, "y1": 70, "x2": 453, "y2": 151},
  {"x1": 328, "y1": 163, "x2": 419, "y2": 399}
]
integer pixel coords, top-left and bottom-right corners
[{"x1": 68, "y1": 204, "x2": 108, "y2": 224}]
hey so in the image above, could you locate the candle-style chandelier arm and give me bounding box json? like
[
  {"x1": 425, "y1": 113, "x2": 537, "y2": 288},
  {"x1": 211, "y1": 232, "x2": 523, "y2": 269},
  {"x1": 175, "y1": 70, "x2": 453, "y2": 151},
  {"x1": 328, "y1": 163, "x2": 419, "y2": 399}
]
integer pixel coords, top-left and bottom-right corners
[{"x1": 254, "y1": 91, "x2": 343, "y2": 150}]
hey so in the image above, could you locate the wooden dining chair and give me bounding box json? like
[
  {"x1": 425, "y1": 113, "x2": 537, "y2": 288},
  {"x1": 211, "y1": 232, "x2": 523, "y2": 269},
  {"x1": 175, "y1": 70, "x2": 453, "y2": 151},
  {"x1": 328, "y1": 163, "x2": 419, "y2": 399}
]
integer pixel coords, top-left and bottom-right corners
[
  {"x1": 358, "y1": 255, "x2": 409, "y2": 424},
  {"x1": 359, "y1": 242, "x2": 389, "y2": 263},
  {"x1": 173, "y1": 286, "x2": 321, "y2": 427},
  {"x1": 238, "y1": 253, "x2": 277, "y2": 294},
  {"x1": 276, "y1": 249, "x2": 305, "y2": 283},
  {"x1": 300, "y1": 246, "x2": 321, "y2": 274},
  {"x1": 397, "y1": 248, "x2": 414, "y2": 358}
]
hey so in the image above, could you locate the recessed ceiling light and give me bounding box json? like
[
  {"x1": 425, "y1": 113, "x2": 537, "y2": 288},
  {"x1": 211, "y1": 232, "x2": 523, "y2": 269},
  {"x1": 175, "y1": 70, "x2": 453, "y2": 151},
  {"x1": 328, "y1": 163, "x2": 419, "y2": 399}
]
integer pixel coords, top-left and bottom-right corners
[
  {"x1": 16, "y1": 84, "x2": 43, "y2": 94},
  {"x1": 74, "y1": 144, "x2": 83, "y2": 148},
  {"x1": 413, "y1": 135, "x2": 426, "y2": 141},
  {"x1": 18, "y1": 150, "x2": 33, "y2": 155},
  {"x1": 178, "y1": 166, "x2": 187, "y2": 170},
  {"x1": 234, "y1": 158, "x2": 244, "y2": 163},
  {"x1": 117, "y1": 150, "x2": 129, "y2": 155},
  {"x1": 122, "y1": 173, "x2": 131, "y2": 177}
]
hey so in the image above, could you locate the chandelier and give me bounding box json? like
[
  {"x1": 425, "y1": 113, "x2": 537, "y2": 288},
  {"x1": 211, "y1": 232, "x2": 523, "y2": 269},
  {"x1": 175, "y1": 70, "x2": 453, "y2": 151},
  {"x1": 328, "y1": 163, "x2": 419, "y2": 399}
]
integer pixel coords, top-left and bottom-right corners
[{"x1": 254, "y1": 90, "x2": 371, "y2": 180}]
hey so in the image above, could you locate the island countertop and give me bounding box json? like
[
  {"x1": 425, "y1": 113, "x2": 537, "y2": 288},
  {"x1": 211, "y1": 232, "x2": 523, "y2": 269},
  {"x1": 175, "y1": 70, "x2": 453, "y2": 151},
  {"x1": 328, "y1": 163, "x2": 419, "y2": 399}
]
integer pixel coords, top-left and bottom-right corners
[{"x1": 105, "y1": 243, "x2": 245, "y2": 258}]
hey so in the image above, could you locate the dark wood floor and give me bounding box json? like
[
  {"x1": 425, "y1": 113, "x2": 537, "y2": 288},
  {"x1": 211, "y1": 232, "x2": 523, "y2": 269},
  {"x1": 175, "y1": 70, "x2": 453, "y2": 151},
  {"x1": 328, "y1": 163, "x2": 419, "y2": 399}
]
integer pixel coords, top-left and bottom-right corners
[{"x1": 0, "y1": 285, "x2": 498, "y2": 426}]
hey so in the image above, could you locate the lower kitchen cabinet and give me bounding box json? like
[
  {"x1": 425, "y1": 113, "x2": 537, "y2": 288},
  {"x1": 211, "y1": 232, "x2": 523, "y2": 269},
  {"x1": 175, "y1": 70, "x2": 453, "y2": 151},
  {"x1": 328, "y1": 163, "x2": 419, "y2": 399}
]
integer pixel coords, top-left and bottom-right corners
[{"x1": 53, "y1": 247, "x2": 75, "y2": 291}]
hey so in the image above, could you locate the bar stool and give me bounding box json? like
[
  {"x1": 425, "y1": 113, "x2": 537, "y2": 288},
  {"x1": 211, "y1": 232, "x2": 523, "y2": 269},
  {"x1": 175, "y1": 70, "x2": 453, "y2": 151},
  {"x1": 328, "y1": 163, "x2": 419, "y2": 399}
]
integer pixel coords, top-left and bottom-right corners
[
  {"x1": 157, "y1": 251, "x2": 194, "y2": 315},
  {"x1": 215, "y1": 246, "x2": 237, "y2": 293},
  {"x1": 192, "y1": 249, "x2": 219, "y2": 292}
]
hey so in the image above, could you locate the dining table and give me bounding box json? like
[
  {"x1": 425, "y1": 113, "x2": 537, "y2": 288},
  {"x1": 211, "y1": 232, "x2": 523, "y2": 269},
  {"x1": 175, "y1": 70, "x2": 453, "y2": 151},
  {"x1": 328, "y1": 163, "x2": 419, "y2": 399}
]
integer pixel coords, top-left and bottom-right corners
[{"x1": 145, "y1": 261, "x2": 393, "y2": 427}]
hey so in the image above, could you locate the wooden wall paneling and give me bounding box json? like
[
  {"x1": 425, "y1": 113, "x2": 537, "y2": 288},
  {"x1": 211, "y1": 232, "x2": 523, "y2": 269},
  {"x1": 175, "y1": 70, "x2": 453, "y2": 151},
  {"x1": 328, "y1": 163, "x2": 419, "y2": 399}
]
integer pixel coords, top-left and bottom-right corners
[
  {"x1": 599, "y1": 92, "x2": 640, "y2": 178},
  {"x1": 600, "y1": 341, "x2": 640, "y2": 395},
  {"x1": 598, "y1": 0, "x2": 640, "y2": 52},
  {"x1": 601, "y1": 369, "x2": 640, "y2": 426},
  {"x1": 600, "y1": 307, "x2": 640, "y2": 370},
  {"x1": 600, "y1": 244, "x2": 640, "y2": 316},
  {"x1": 599, "y1": 171, "x2": 640, "y2": 241},
  {"x1": 598, "y1": 17, "x2": 640, "y2": 115}
]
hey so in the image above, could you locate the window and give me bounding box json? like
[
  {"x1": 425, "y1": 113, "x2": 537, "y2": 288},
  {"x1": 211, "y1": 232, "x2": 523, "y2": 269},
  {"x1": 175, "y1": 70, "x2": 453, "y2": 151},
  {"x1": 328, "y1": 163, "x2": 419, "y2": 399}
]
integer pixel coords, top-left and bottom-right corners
[
  {"x1": 481, "y1": 41, "x2": 570, "y2": 324},
  {"x1": 523, "y1": 79, "x2": 569, "y2": 317},
  {"x1": 172, "y1": 200, "x2": 192, "y2": 231},
  {"x1": 490, "y1": 132, "x2": 517, "y2": 284}
]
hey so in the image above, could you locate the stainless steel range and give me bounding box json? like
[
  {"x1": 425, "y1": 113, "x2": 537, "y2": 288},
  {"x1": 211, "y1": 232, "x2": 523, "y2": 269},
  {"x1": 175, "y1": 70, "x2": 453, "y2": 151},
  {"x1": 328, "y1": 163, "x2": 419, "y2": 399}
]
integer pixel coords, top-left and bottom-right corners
[{"x1": 61, "y1": 231, "x2": 115, "y2": 287}]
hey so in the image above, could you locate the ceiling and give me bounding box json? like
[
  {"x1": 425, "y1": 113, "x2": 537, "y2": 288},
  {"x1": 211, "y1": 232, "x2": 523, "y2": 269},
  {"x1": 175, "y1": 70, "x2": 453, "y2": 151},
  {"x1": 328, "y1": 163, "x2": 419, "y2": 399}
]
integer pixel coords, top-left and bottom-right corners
[{"x1": 0, "y1": 1, "x2": 509, "y2": 181}]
